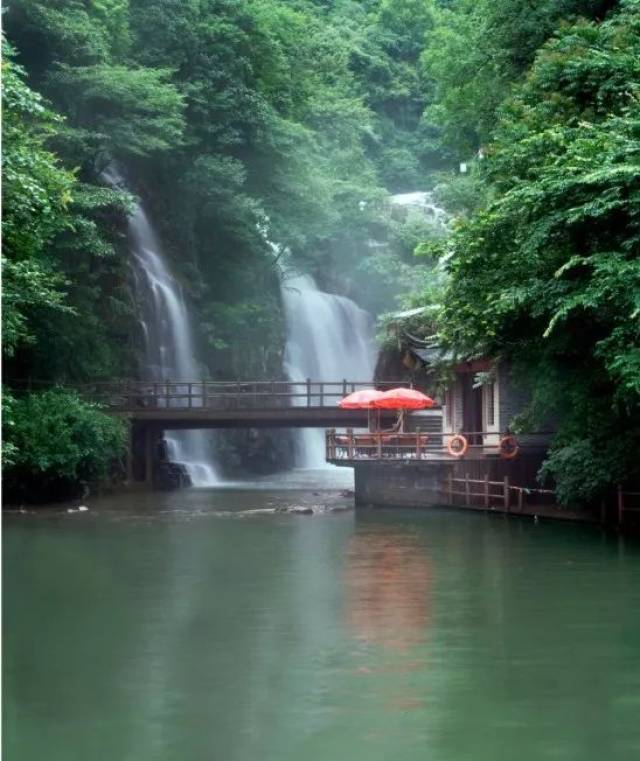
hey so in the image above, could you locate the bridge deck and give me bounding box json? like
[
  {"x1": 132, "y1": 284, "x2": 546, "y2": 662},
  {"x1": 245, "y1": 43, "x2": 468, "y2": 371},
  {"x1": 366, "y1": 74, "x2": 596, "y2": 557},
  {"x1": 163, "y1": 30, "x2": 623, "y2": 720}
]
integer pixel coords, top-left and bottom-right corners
[
  {"x1": 115, "y1": 406, "x2": 407, "y2": 429},
  {"x1": 75, "y1": 380, "x2": 441, "y2": 429}
]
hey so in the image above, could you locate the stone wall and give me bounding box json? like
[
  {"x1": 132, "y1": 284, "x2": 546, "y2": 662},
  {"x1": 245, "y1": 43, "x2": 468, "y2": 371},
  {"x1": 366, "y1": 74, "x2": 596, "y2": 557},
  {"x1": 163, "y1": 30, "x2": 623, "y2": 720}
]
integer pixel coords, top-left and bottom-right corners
[
  {"x1": 353, "y1": 457, "x2": 550, "y2": 510},
  {"x1": 351, "y1": 456, "x2": 597, "y2": 522},
  {"x1": 354, "y1": 461, "x2": 453, "y2": 509}
]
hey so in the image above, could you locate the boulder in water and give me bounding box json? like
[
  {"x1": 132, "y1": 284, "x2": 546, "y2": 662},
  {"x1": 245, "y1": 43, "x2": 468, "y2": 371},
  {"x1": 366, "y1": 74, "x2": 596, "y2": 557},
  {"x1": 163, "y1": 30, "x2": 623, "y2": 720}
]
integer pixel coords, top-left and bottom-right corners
[
  {"x1": 156, "y1": 462, "x2": 192, "y2": 490},
  {"x1": 275, "y1": 505, "x2": 315, "y2": 515},
  {"x1": 290, "y1": 506, "x2": 315, "y2": 515}
]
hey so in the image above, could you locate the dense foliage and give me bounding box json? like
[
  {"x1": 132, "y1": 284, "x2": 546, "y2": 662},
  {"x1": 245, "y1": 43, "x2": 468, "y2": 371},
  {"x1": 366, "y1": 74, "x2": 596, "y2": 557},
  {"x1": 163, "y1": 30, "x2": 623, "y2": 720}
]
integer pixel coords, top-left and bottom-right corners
[
  {"x1": 3, "y1": 0, "x2": 638, "y2": 504},
  {"x1": 2, "y1": 42, "x2": 135, "y2": 381},
  {"x1": 3, "y1": 0, "x2": 439, "y2": 495},
  {"x1": 421, "y1": 0, "x2": 618, "y2": 156},
  {"x1": 425, "y1": 0, "x2": 639, "y2": 503},
  {"x1": 3, "y1": 46, "x2": 76, "y2": 360},
  {"x1": 3, "y1": 388, "x2": 127, "y2": 502},
  {"x1": 2, "y1": 44, "x2": 129, "y2": 497},
  {"x1": 4, "y1": 0, "x2": 448, "y2": 379}
]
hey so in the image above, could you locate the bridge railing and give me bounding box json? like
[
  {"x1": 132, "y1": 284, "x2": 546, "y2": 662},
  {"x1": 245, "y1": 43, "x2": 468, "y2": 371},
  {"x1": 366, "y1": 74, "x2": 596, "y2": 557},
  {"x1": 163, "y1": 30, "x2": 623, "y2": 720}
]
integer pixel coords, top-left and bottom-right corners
[{"x1": 70, "y1": 379, "x2": 413, "y2": 411}]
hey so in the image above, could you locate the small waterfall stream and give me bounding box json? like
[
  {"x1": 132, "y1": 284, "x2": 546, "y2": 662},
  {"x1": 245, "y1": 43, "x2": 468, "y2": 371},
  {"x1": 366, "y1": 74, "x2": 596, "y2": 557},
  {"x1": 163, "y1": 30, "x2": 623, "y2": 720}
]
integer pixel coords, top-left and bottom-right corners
[
  {"x1": 104, "y1": 167, "x2": 218, "y2": 486},
  {"x1": 389, "y1": 190, "x2": 448, "y2": 225}
]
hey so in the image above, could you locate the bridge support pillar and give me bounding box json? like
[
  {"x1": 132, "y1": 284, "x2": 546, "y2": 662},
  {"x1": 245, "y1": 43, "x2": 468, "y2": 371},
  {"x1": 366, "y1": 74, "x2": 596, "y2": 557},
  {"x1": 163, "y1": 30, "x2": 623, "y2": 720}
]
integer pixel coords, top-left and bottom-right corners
[
  {"x1": 125, "y1": 423, "x2": 134, "y2": 484},
  {"x1": 144, "y1": 425, "x2": 155, "y2": 485}
]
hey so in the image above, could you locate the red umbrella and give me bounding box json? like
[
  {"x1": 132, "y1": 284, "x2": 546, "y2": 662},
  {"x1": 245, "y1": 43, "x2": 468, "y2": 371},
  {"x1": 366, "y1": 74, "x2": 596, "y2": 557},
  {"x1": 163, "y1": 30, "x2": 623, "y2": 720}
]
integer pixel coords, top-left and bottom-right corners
[
  {"x1": 372, "y1": 388, "x2": 436, "y2": 410},
  {"x1": 338, "y1": 389, "x2": 386, "y2": 409}
]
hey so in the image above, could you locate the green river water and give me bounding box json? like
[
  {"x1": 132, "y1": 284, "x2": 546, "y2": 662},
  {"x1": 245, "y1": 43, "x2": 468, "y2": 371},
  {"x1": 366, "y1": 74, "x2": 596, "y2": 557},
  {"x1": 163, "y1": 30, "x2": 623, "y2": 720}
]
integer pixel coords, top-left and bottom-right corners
[{"x1": 4, "y1": 471, "x2": 640, "y2": 761}]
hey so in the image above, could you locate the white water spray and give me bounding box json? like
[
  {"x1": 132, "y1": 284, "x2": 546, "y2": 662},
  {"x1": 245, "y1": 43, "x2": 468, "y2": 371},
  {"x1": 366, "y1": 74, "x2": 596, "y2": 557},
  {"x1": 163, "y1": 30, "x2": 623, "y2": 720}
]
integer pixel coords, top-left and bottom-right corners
[
  {"x1": 277, "y1": 191, "x2": 447, "y2": 469},
  {"x1": 280, "y1": 266, "x2": 376, "y2": 468},
  {"x1": 389, "y1": 191, "x2": 449, "y2": 230},
  {"x1": 104, "y1": 167, "x2": 218, "y2": 486}
]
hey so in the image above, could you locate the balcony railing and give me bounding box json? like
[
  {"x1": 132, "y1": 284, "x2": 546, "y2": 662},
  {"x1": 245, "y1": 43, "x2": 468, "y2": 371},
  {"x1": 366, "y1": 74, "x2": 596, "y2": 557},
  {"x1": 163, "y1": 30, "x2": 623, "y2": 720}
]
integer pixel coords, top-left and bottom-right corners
[{"x1": 325, "y1": 429, "x2": 540, "y2": 461}]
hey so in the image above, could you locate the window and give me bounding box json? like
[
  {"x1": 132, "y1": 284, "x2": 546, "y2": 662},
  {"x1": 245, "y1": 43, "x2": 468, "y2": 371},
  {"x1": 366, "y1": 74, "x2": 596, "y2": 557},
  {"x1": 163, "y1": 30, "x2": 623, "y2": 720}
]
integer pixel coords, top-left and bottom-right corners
[{"x1": 486, "y1": 382, "x2": 495, "y2": 427}]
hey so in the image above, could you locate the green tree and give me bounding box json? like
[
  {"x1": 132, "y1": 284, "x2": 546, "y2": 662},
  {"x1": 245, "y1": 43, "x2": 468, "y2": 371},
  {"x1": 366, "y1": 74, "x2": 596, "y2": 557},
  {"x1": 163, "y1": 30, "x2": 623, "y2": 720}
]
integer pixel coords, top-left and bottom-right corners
[
  {"x1": 48, "y1": 64, "x2": 185, "y2": 159},
  {"x1": 421, "y1": 0, "x2": 618, "y2": 156},
  {"x1": 2, "y1": 43, "x2": 131, "y2": 498},
  {"x1": 435, "y1": 1, "x2": 640, "y2": 503},
  {"x1": 2, "y1": 44, "x2": 76, "y2": 357},
  {"x1": 2, "y1": 42, "x2": 135, "y2": 380}
]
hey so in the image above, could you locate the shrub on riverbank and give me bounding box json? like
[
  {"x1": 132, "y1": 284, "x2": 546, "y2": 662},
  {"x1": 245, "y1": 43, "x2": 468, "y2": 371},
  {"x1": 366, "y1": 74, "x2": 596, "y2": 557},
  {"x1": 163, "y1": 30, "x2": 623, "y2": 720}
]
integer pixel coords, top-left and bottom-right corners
[{"x1": 3, "y1": 388, "x2": 127, "y2": 503}]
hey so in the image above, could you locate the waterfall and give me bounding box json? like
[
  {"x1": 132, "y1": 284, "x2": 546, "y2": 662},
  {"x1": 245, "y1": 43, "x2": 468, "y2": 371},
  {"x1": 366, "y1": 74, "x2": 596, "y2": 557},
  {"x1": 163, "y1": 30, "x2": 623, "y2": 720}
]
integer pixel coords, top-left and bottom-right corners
[
  {"x1": 278, "y1": 190, "x2": 446, "y2": 469},
  {"x1": 280, "y1": 267, "x2": 376, "y2": 468},
  {"x1": 104, "y1": 167, "x2": 218, "y2": 486}
]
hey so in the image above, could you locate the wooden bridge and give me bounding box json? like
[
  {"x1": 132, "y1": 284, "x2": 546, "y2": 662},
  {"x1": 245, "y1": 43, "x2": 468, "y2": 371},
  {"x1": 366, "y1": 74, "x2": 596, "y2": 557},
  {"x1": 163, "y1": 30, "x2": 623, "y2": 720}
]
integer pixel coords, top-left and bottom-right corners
[
  {"x1": 12, "y1": 378, "x2": 441, "y2": 484},
  {"x1": 82, "y1": 379, "x2": 421, "y2": 428},
  {"x1": 89, "y1": 378, "x2": 437, "y2": 484}
]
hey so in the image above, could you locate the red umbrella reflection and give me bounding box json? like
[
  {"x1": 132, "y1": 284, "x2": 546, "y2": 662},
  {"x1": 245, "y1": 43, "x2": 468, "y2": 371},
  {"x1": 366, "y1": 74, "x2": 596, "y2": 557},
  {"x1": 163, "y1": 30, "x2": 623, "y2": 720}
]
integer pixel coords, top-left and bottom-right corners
[{"x1": 345, "y1": 529, "x2": 432, "y2": 652}]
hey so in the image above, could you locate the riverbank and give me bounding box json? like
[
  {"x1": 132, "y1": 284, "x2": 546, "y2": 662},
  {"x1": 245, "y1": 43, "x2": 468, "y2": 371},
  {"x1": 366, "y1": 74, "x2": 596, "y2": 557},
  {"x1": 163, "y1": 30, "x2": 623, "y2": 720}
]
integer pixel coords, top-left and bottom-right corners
[
  {"x1": 3, "y1": 468, "x2": 357, "y2": 514},
  {"x1": 350, "y1": 460, "x2": 615, "y2": 526},
  {"x1": 9, "y1": 458, "x2": 634, "y2": 530}
]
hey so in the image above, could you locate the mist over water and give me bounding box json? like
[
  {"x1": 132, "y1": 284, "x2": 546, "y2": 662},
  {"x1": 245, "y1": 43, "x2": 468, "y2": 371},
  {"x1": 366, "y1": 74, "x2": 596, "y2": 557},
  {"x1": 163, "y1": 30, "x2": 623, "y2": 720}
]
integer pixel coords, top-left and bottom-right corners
[
  {"x1": 103, "y1": 167, "x2": 218, "y2": 486},
  {"x1": 389, "y1": 190, "x2": 449, "y2": 226},
  {"x1": 278, "y1": 191, "x2": 447, "y2": 469}
]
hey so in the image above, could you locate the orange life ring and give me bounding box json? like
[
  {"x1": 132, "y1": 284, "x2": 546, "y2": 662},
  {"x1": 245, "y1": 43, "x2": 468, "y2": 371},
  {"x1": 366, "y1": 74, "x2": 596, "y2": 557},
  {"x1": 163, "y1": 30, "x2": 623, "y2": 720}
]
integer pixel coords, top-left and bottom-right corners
[
  {"x1": 499, "y1": 435, "x2": 520, "y2": 459},
  {"x1": 447, "y1": 434, "x2": 468, "y2": 458}
]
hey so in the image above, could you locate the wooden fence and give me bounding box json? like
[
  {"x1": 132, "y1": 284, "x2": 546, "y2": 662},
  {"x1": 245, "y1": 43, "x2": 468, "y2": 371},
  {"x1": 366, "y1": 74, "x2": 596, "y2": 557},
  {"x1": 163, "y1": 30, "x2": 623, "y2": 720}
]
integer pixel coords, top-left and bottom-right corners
[{"x1": 445, "y1": 474, "x2": 556, "y2": 512}]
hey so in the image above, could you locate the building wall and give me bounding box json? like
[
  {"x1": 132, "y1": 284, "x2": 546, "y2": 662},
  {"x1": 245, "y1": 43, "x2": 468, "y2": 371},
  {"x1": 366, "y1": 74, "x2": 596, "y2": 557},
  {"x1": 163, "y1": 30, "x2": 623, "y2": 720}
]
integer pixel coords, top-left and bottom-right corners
[
  {"x1": 497, "y1": 361, "x2": 531, "y2": 432},
  {"x1": 497, "y1": 361, "x2": 553, "y2": 446},
  {"x1": 405, "y1": 409, "x2": 443, "y2": 436}
]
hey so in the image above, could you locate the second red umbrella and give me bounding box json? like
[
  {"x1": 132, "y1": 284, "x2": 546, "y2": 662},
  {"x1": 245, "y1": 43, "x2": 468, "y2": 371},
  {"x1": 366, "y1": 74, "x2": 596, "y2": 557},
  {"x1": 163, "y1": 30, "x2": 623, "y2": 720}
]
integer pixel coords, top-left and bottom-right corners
[{"x1": 372, "y1": 388, "x2": 436, "y2": 410}]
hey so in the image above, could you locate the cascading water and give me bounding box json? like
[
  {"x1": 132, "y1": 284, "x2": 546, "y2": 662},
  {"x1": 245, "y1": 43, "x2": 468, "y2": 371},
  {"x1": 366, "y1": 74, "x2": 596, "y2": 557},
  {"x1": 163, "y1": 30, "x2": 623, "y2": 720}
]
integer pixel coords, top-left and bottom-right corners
[
  {"x1": 389, "y1": 189, "x2": 450, "y2": 279},
  {"x1": 389, "y1": 191, "x2": 449, "y2": 236},
  {"x1": 389, "y1": 190, "x2": 447, "y2": 219},
  {"x1": 103, "y1": 167, "x2": 218, "y2": 486},
  {"x1": 278, "y1": 191, "x2": 447, "y2": 470},
  {"x1": 280, "y1": 267, "x2": 376, "y2": 468}
]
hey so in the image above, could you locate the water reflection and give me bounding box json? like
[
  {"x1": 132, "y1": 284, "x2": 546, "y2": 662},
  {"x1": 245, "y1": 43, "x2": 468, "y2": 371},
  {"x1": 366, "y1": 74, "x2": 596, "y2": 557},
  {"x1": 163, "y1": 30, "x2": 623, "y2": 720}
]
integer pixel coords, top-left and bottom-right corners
[{"x1": 345, "y1": 527, "x2": 432, "y2": 651}]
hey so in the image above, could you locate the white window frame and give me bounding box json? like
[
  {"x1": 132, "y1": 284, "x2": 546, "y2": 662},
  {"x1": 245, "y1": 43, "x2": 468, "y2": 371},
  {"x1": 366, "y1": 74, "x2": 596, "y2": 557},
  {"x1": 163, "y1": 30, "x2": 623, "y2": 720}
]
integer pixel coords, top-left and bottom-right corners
[
  {"x1": 443, "y1": 388, "x2": 453, "y2": 433},
  {"x1": 482, "y1": 373, "x2": 500, "y2": 445}
]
